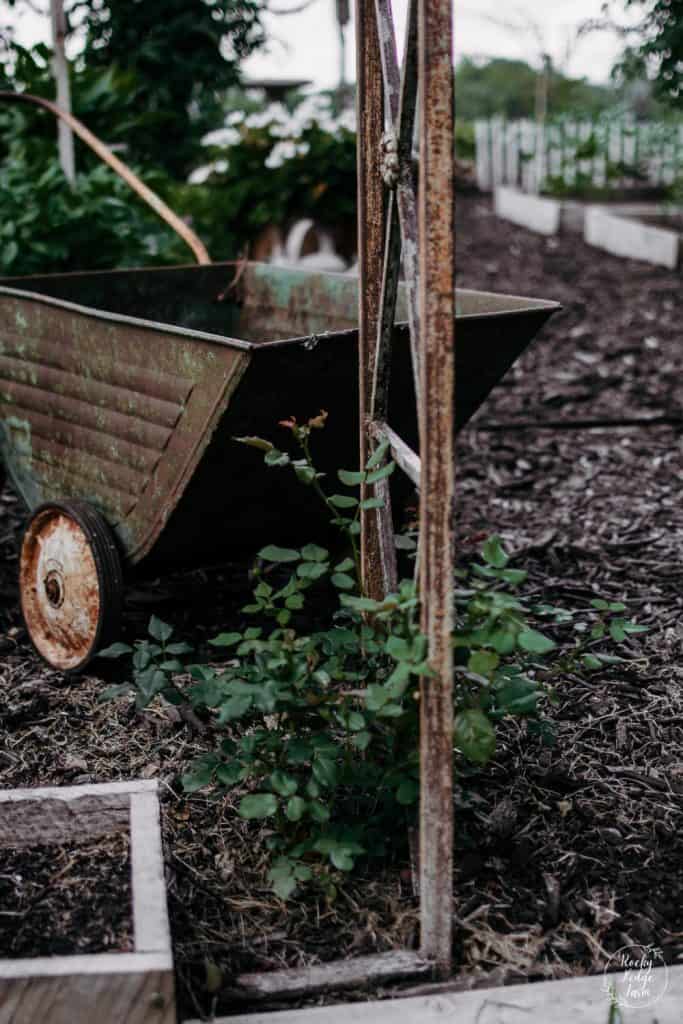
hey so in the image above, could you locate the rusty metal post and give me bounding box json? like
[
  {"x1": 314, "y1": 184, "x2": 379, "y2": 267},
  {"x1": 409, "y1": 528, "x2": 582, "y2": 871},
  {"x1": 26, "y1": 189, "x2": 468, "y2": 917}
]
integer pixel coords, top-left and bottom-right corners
[
  {"x1": 418, "y1": 0, "x2": 455, "y2": 974},
  {"x1": 355, "y1": 0, "x2": 387, "y2": 601}
]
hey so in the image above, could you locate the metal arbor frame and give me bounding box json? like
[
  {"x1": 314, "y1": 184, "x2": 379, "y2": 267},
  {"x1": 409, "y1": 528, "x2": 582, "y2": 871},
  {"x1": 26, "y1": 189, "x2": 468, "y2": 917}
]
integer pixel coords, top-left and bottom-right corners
[{"x1": 356, "y1": 0, "x2": 455, "y2": 972}]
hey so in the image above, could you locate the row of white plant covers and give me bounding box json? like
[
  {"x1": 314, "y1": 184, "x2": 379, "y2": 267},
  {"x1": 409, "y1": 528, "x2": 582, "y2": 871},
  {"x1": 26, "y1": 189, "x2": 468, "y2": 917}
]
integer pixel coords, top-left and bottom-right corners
[{"x1": 475, "y1": 117, "x2": 683, "y2": 194}]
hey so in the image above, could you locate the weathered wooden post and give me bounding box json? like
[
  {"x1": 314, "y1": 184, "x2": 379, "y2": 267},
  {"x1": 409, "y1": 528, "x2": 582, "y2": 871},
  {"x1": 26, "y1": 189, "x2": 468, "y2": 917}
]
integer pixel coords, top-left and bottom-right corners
[{"x1": 50, "y1": 0, "x2": 76, "y2": 183}]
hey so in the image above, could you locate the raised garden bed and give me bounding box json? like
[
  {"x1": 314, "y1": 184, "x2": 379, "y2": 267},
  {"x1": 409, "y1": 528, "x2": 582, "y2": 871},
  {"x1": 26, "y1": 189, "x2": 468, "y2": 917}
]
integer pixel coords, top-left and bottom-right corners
[
  {"x1": 0, "y1": 832, "x2": 132, "y2": 958},
  {"x1": 0, "y1": 780, "x2": 174, "y2": 1024},
  {"x1": 493, "y1": 187, "x2": 682, "y2": 248},
  {"x1": 494, "y1": 187, "x2": 583, "y2": 235},
  {"x1": 584, "y1": 204, "x2": 683, "y2": 269}
]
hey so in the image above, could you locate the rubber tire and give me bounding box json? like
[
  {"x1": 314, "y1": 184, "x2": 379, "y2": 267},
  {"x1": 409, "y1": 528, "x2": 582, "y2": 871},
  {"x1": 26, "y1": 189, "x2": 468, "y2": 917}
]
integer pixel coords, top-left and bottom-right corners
[{"x1": 19, "y1": 499, "x2": 124, "y2": 674}]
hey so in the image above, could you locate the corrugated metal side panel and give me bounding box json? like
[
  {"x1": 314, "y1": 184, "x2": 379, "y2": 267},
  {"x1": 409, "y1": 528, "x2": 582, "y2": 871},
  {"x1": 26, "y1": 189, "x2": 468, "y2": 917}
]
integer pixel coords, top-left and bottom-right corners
[{"x1": 0, "y1": 293, "x2": 249, "y2": 562}]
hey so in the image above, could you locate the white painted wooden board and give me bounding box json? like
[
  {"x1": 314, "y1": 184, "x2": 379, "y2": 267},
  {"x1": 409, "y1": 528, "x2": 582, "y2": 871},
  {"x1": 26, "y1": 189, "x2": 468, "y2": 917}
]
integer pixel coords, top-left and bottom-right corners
[
  {"x1": 130, "y1": 790, "x2": 172, "y2": 955},
  {"x1": 0, "y1": 781, "x2": 175, "y2": 1024},
  {"x1": 494, "y1": 187, "x2": 561, "y2": 236},
  {"x1": 196, "y1": 965, "x2": 683, "y2": 1024},
  {"x1": 585, "y1": 206, "x2": 680, "y2": 269}
]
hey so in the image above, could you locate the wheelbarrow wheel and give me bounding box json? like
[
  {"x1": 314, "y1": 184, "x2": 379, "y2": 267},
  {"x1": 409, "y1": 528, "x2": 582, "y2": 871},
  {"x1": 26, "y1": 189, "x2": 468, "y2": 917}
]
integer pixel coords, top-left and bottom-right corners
[{"x1": 19, "y1": 500, "x2": 123, "y2": 674}]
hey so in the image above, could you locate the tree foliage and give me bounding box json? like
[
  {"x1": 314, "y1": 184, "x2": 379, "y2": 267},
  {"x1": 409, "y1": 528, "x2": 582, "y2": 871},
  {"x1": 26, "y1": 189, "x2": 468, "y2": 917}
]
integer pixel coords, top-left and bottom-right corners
[
  {"x1": 454, "y1": 56, "x2": 616, "y2": 122},
  {"x1": 618, "y1": 0, "x2": 683, "y2": 107},
  {"x1": 2, "y1": 0, "x2": 266, "y2": 176},
  {"x1": 75, "y1": 0, "x2": 266, "y2": 175}
]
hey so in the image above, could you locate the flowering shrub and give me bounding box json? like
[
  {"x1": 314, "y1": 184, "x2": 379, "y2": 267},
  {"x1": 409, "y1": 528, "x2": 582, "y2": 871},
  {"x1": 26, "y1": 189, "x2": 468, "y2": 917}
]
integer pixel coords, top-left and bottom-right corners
[{"x1": 179, "y1": 94, "x2": 357, "y2": 260}]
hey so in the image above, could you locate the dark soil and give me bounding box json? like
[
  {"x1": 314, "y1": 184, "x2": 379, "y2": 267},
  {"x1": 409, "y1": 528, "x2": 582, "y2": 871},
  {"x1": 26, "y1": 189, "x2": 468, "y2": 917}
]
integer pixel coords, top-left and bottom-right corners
[
  {"x1": 0, "y1": 833, "x2": 132, "y2": 957},
  {"x1": 0, "y1": 194, "x2": 681, "y2": 1018},
  {"x1": 624, "y1": 212, "x2": 683, "y2": 233}
]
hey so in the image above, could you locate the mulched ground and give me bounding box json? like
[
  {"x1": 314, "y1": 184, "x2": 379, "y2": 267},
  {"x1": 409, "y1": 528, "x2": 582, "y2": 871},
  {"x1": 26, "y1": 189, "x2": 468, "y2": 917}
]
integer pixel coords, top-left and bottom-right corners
[
  {"x1": 0, "y1": 833, "x2": 132, "y2": 957},
  {"x1": 0, "y1": 193, "x2": 681, "y2": 1018}
]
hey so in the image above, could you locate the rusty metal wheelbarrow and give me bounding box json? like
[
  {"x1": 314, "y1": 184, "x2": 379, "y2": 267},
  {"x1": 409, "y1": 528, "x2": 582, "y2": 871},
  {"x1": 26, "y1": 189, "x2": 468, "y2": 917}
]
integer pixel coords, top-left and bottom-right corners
[{"x1": 0, "y1": 95, "x2": 560, "y2": 672}]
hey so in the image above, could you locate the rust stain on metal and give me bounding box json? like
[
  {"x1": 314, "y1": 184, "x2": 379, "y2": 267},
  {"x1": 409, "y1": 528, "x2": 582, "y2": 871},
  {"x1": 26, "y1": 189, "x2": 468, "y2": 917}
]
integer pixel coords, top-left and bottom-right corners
[
  {"x1": 0, "y1": 280, "x2": 249, "y2": 562},
  {"x1": 356, "y1": 0, "x2": 389, "y2": 603},
  {"x1": 417, "y1": 0, "x2": 456, "y2": 974},
  {"x1": 20, "y1": 507, "x2": 101, "y2": 671}
]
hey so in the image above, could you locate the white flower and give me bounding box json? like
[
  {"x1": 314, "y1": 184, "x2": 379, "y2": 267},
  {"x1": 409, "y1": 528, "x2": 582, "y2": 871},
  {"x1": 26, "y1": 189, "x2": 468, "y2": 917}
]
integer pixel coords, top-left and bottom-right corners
[
  {"x1": 244, "y1": 103, "x2": 289, "y2": 130},
  {"x1": 270, "y1": 119, "x2": 297, "y2": 138},
  {"x1": 201, "y1": 126, "x2": 241, "y2": 148},
  {"x1": 265, "y1": 139, "x2": 299, "y2": 169},
  {"x1": 188, "y1": 164, "x2": 213, "y2": 184},
  {"x1": 187, "y1": 158, "x2": 229, "y2": 183}
]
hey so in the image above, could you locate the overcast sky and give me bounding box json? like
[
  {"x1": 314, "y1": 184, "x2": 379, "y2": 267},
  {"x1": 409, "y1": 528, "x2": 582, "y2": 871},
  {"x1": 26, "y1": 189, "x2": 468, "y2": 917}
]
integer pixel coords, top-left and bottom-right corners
[{"x1": 7, "y1": 0, "x2": 637, "y2": 88}]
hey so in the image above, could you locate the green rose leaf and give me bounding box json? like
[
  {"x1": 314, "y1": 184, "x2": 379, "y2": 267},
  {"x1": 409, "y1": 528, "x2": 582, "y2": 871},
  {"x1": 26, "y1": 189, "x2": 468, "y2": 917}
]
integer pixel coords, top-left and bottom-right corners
[
  {"x1": 258, "y1": 545, "x2": 300, "y2": 563},
  {"x1": 366, "y1": 439, "x2": 390, "y2": 469},
  {"x1": 301, "y1": 544, "x2": 329, "y2": 562},
  {"x1": 98, "y1": 642, "x2": 133, "y2": 658},
  {"x1": 270, "y1": 770, "x2": 298, "y2": 797},
  {"x1": 268, "y1": 862, "x2": 297, "y2": 900},
  {"x1": 285, "y1": 796, "x2": 306, "y2": 821},
  {"x1": 294, "y1": 464, "x2": 316, "y2": 485},
  {"x1": 365, "y1": 461, "x2": 395, "y2": 485},
  {"x1": 482, "y1": 535, "x2": 509, "y2": 569},
  {"x1": 331, "y1": 572, "x2": 355, "y2": 590},
  {"x1": 330, "y1": 846, "x2": 356, "y2": 871},
  {"x1": 338, "y1": 469, "x2": 365, "y2": 486},
  {"x1": 234, "y1": 435, "x2": 274, "y2": 452},
  {"x1": 329, "y1": 494, "x2": 359, "y2": 508},
  {"x1": 312, "y1": 756, "x2": 337, "y2": 787},
  {"x1": 209, "y1": 630, "x2": 244, "y2": 647},
  {"x1": 217, "y1": 694, "x2": 252, "y2": 723},
  {"x1": 468, "y1": 650, "x2": 500, "y2": 677},
  {"x1": 148, "y1": 615, "x2": 173, "y2": 643},
  {"x1": 454, "y1": 709, "x2": 496, "y2": 765},
  {"x1": 216, "y1": 761, "x2": 243, "y2": 786},
  {"x1": 238, "y1": 793, "x2": 279, "y2": 819},
  {"x1": 517, "y1": 629, "x2": 556, "y2": 654},
  {"x1": 309, "y1": 800, "x2": 331, "y2": 823},
  {"x1": 609, "y1": 620, "x2": 627, "y2": 642},
  {"x1": 264, "y1": 449, "x2": 290, "y2": 467}
]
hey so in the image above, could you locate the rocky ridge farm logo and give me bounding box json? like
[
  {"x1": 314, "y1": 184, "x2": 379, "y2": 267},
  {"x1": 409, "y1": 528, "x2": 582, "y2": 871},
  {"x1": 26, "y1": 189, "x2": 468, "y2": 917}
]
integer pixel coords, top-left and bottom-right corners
[{"x1": 602, "y1": 944, "x2": 668, "y2": 1010}]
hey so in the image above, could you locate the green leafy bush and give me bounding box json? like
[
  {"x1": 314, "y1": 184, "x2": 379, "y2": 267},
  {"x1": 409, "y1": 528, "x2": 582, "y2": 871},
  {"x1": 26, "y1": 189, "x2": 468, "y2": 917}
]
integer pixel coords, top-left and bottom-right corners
[
  {"x1": 0, "y1": 126, "x2": 187, "y2": 276},
  {"x1": 100, "y1": 417, "x2": 646, "y2": 899}
]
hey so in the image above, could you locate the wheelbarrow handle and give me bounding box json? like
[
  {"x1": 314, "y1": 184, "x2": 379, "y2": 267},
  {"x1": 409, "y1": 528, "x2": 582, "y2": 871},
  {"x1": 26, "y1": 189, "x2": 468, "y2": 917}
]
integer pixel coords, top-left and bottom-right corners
[{"x1": 0, "y1": 91, "x2": 211, "y2": 266}]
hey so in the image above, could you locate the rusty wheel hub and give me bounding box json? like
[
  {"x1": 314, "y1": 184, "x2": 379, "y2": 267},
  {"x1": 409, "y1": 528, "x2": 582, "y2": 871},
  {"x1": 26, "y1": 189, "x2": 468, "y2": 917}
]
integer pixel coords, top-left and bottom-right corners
[{"x1": 19, "y1": 501, "x2": 123, "y2": 673}]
